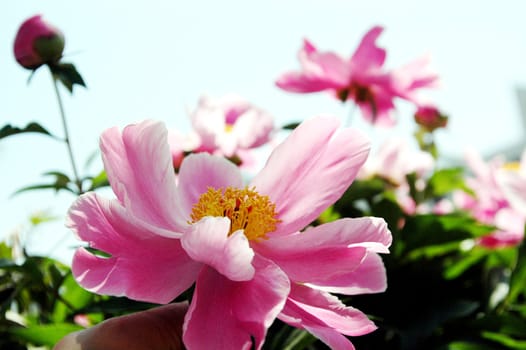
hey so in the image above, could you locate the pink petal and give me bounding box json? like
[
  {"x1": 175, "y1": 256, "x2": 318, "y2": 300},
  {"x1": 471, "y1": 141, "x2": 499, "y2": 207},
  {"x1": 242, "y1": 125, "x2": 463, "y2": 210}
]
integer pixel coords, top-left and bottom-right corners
[
  {"x1": 350, "y1": 26, "x2": 386, "y2": 71},
  {"x1": 302, "y1": 38, "x2": 317, "y2": 56},
  {"x1": 306, "y1": 253, "x2": 388, "y2": 295},
  {"x1": 254, "y1": 217, "x2": 391, "y2": 285},
  {"x1": 183, "y1": 256, "x2": 290, "y2": 350},
  {"x1": 181, "y1": 217, "x2": 255, "y2": 281},
  {"x1": 232, "y1": 108, "x2": 275, "y2": 149},
  {"x1": 276, "y1": 71, "x2": 344, "y2": 93},
  {"x1": 276, "y1": 38, "x2": 350, "y2": 93},
  {"x1": 173, "y1": 153, "x2": 243, "y2": 229},
  {"x1": 251, "y1": 117, "x2": 370, "y2": 236},
  {"x1": 279, "y1": 284, "x2": 376, "y2": 349},
  {"x1": 305, "y1": 51, "x2": 351, "y2": 87},
  {"x1": 497, "y1": 169, "x2": 526, "y2": 214},
  {"x1": 391, "y1": 55, "x2": 439, "y2": 102},
  {"x1": 100, "y1": 120, "x2": 181, "y2": 231},
  {"x1": 68, "y1": 193, "x2": 201, "y2": 304},
  {"x1": 478, "y1": 208, "x2": 525, "y2": 248}
]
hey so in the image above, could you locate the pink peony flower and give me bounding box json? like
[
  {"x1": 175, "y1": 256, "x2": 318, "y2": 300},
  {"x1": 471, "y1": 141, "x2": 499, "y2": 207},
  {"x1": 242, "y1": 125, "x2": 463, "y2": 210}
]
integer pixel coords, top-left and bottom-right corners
[
  {"x1": 13, "y1": 14, "x2": 65, "y2": 70},
  {"x1": 190, "y1": 94, "x2": 275, "y2": 158},
  {"x1": 276, "y1": 26, "x2": 438, "y2": 126},
  {"x1": 67, "y1": 116, "x2": 392, "y2": 349}
]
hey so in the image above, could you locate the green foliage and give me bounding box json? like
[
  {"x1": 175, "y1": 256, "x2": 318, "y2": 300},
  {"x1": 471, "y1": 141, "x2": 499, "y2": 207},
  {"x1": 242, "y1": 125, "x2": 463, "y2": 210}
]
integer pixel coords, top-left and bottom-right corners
[
  {"x1": 12, "y1": 171, "x2": 77, "y2": 195},
  {"x1": 8, "y1": 323, "x2": 83, "y2": 347},
  {"x1": 49, "y1": 63, "x2": 86, "y2": 93},
  {"x1": 0, "y1": 122, "x2": 57, "y2": 140}
]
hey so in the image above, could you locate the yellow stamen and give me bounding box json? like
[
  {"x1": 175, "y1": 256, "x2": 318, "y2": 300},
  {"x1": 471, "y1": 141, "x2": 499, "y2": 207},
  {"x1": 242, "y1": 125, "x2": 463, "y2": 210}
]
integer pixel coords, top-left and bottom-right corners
[
  {"x1": 502, "y1": 162, "x2": 521, "y2": 171},
  {"x1": 224, "y1": 124, "x2": 234, "y2": 133},
  {"x1": 189, "y1": 186, "x2": 280, "y2": 241}
]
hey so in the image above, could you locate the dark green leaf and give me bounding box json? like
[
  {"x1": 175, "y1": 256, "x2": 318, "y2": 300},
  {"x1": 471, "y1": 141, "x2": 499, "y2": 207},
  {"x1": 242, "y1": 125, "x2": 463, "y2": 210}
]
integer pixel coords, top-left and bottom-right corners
[
  {"x1": 0, "y1": 122, "x2": 57, "y2": 140},
  {"x1": 505, "y1": 242, "x2": 526, "y2": 305},
  {"x1": 281, "y1": 122, "x2": 300, "y2": 130},
  {"x1": 282, "y1": 328, "x2": 317, "y2": 350},
  {"x1": 12, "y1": 171, "x2": 75, "y2": 195},
  {"x1": 76, "y1": 296, "x2": 157, "y2": 315},
  {"x1": 443, "y1": 248, "x2": 488, "y2": 279},
  {"x1": 50, "y1": 62, "x2": 86, "y2": 93}
]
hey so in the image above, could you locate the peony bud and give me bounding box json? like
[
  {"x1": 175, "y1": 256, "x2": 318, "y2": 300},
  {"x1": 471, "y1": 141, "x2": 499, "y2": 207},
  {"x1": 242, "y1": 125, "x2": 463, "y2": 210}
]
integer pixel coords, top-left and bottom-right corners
[
  {"x1": 13, "y1": 14, "x2": 65, "y2": 70},
  {"x1": 414, "y1": 105, "x2": 448, "y2": 132}
]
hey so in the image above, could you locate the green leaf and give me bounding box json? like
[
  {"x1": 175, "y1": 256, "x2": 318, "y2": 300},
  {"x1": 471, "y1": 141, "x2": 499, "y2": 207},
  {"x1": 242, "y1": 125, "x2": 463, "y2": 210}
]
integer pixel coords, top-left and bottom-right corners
[
  {"x1": 8, "y1": 323, "x2": 83, "y2": 347},
  {"x1": 50, "y1": 62, "x2": 86, "y2": 93},
  {"x1": 426, "y1": 167, "x2": 473, "y2": 197},
  {"x1": 446, "y1": 341, "x2": 500, "y2": 350},
  {"x1": 406, "y1": 241, "x2": 462, "y2": 261},
  {"x1": 482, "y1": 331, "x2": 526, "y2": 349},
  {"x1": 76, "y1": 296, "x2": 157, "y2": 315},
  {"x1": 0, "y1": 122, "x2": 57, "y2": 140},
  {"x1": 0, "y1": 242, "x2": 12, "y2": 259},
  {"x1": 52, "y1": 273, "x2": 93, "y2": 323},
  {"x1": 12, "y1": 171, "x2": 76, "y2": 195},
  {"x1": 87, "y1": 170, "x2": 109, "y2": 190},
  {"x1": 317, "y1": 206, "x2": 341, "y2": 224},
  {"x1": 281, "y1": 122, "x2": 300, "y2": 130},
  {"x1": 443, "y1": 248, "x2": 488, "y2": 279},
  {"x1": 282, "y1": 328, "x2": 317, "y2": 350},
  {"x1": 29, "y1": 211, "x2": 59, "y2": 226},
  {"x1": 505, "y1": 242, "x2": 526, "y2": 305}
]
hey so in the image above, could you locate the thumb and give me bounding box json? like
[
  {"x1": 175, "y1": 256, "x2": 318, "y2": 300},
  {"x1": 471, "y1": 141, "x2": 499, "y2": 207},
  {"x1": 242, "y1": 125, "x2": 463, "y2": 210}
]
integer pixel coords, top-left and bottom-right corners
[{"x1": 53, "y1": 302, "x2": 188, "y2": 350}]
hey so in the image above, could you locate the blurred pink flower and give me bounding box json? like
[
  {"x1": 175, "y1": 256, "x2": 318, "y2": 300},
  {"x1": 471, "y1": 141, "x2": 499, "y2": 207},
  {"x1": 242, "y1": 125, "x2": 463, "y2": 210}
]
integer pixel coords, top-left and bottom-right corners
[
  {"x1": 457, "y1": 149, "x2": 526, "y2": 248},
  {"x1": 276, "y1": 26, "x2": 438, "y2": 126},
  {"x1": 167, "y1": 128, "x2": 200, "y2": 171},
  {"x1": 358, "y1": 137, "x2": 435, "y2": 215},
  {"x1": 13, "y1": 14, "x2": 65, "y2": 70},
  {"x1": 190, "y1": 94, "x2": 275, "y2": 158},
  {"x1": 67, "y1": 116, "x2": 392, "y2": 349},
  {"x1": 360, "y1": 137, "x2": 434, "y2": 185}
]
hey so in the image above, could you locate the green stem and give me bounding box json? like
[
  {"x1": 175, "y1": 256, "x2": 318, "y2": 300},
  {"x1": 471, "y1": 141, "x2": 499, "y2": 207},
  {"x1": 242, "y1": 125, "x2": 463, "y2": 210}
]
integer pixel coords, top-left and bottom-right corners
[{"x1": 50, "y1": 71, "x2": 83, "y2": 194}]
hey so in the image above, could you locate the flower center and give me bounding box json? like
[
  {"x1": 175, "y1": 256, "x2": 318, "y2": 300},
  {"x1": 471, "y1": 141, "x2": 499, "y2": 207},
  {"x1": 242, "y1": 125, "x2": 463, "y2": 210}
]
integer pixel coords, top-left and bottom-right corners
[
  {"x1": 224, "y1": 124, "x2": 234, "y2": 133},
  {"x1": 502, "y1": 162, "x2": 520, "y2": 171},
  {"x1": 189, "y1": 186, "x2": 280, "y2": 241}
]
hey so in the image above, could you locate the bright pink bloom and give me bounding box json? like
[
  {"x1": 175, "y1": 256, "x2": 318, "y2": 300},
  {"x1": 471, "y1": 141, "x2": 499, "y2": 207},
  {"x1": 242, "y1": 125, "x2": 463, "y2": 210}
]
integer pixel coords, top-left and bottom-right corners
[
  {"x1": 190, "y1": 94, "x2": 275, "y2": 157},
  {"x1": 276, "y1": 26, "x2": 438, "y2": 126},
  {"x1": 13, "y1": 14, "x2": 65, "y2": 70},
  {"x1": 67, "y1": 116, "x2": 391, "y2": 349}
]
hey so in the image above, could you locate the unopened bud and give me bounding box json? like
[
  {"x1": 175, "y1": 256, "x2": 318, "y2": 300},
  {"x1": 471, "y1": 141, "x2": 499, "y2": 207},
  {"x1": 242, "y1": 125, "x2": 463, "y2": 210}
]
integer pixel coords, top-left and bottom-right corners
[
  {"x1": 414, "y1": 105, "x2": 448, "y2": 132},
  {"x1": 13, "y1": 14, "x2": 65, "y2": 70}
]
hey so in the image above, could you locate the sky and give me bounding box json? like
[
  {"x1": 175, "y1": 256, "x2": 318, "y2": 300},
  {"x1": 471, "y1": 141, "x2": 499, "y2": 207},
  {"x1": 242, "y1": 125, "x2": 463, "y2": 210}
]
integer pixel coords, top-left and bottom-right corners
[{"x1": 1, "y1": 0, "x2": 526, "y2": 263}]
